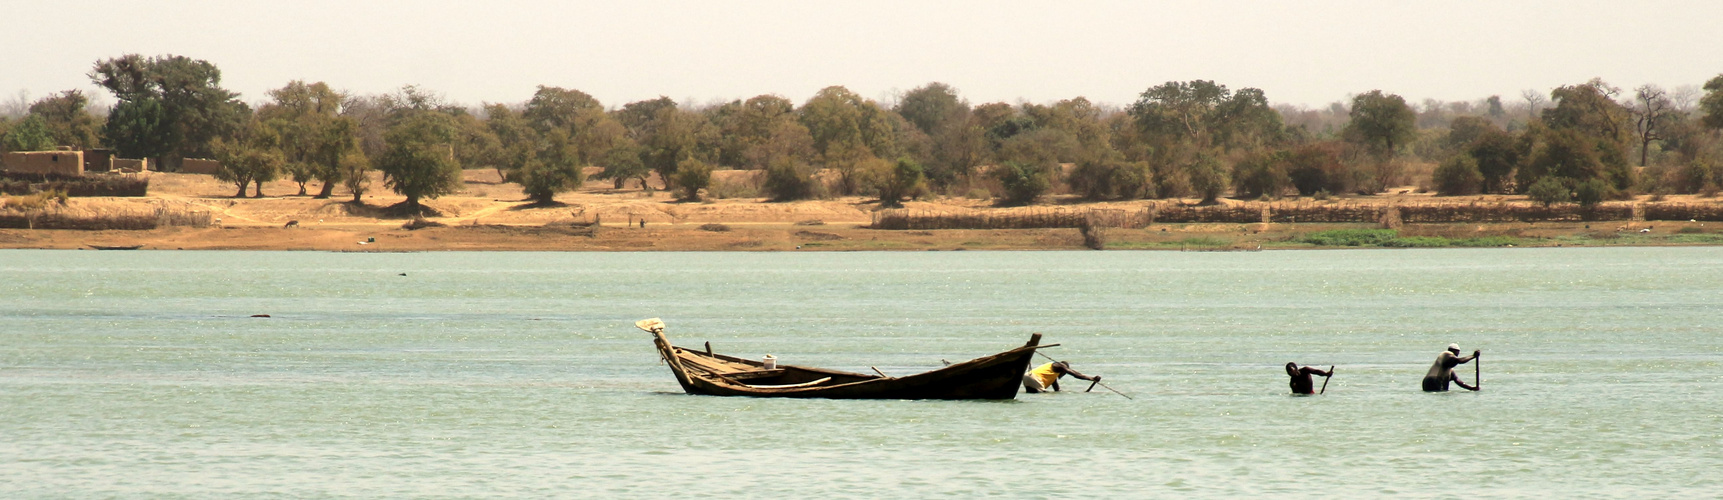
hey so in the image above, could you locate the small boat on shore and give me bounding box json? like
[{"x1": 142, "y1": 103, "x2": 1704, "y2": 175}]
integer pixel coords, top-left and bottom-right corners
[
  {"x1": 87, "y1": 244, "x2": 144, "y2": 250},
  {"x1": 636, "y1": 318, "x2": 1051, "y2": 400}
]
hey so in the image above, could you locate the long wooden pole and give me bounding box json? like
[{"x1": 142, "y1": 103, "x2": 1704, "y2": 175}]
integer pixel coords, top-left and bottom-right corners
[
  {"x1": 1036, "y1": 351, "x2": 1132, "y2": 399},
  {"x1": 1320, "y1": 366, "x2": 1334, "y2": 395},
  {"x1": 1475, "y1": 352, "x2": 1481, "y2": 391}
]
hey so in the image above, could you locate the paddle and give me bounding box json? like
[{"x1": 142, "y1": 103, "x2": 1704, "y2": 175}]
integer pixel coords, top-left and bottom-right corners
[
  {"x1": 1319, "y1": 366, "x2": 1334, "y2": 395},
  {"x1": 1475, "y1": 351, "x2": 1481, "y2": 391},
  {"x1": 1035, "y1": 351, "x2": 1133, "y2": 400}
]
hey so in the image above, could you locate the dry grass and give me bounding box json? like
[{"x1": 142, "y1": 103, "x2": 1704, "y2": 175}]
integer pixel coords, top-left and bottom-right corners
[{"x1": 0, "y1": 203, "x2": 210, "y2": 230}]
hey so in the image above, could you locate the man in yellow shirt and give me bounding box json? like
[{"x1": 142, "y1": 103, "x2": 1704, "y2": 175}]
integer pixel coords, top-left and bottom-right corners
[{"x1": 1022, "y1": 361, "x2": 1100, "y2": 393}]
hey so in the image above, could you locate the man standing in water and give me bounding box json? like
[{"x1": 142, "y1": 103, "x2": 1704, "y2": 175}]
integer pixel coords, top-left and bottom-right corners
[
  {"x1": 1284, "y1": 362, "x2": 1332, "y2": 395},
  {"x1": 1022, "y1": 361, "x2": 1101, "y2": 393},
  {"x1": 1423, "y1": 344, "x2": 1480, "y2": 392}
]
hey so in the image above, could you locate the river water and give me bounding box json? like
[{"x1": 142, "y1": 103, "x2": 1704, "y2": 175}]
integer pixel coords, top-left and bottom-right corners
[{"x1": 1, "y1": 248, "x2": 1719, "y2": 497}]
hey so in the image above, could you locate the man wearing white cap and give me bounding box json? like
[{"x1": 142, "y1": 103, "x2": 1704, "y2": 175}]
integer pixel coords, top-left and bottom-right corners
[{"x1": 1422, "y1": 343, "x2": 1480, "y2": 392}]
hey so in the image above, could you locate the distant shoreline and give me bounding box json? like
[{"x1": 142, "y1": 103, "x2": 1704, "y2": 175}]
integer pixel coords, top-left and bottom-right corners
[
  {"x1": 4, "y1": 220, "x2": 1718, "y2": 252},
  {"x1": 5, "y1": 172, "x2": 1722, "y2": 252}
]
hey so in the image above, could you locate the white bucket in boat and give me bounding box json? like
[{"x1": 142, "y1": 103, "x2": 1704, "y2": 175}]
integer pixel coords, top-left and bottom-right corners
[{"x1": 763, "y1": 355, "x2": 777, "y2": 370}]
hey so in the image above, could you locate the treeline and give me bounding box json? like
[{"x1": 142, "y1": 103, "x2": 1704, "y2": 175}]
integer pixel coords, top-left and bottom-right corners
[{"x1": 4, "y1": 53, "x2": 1722, "y2": 210}]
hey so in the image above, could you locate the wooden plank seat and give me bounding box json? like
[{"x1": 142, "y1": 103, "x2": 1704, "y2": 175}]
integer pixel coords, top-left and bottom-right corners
[
  {"x1": 742, "y1": 377, "x2": 832, "y2": 390},
  {"x1": 721, "y1": 369, "x2": 786, "y2": 380}
]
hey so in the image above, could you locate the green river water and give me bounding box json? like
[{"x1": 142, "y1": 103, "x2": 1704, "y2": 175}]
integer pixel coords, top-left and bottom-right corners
[{"x1": 1, "y1": 248, "x2": 1719, "y2": 497}]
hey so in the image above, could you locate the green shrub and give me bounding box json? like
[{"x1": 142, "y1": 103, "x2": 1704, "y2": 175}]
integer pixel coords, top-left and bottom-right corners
[
  {"x1": 1433, "y1": 154, "x2": 1484, "y2": 195},
  {"x1": 763, "y1": 159, "x2": 821, "y2": 201},
  {"x1": 1527, "y1": 177, "x2": 1571, "y2": 206},
  {"x1": 1573, "y1": 178, "x2": 1612, "y2": 208},
  {"x1": 1302, "y1": 228, "x2": 1398, "y2": 246},
  {"x1": 672, "y1": 158, "x2": 714, "y2": 201},
  {"x1": 993, "y1": 161, "x2": 1052, "y2": 206}
]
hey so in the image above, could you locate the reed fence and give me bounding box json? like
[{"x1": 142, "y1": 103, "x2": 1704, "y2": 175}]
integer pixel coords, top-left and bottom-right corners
[
  {"x1": 1397, "y1": 202, "x2": 1631, "y2": 223},
  {"x1": 869, "y1": 200, "x2": 1709, "y2": 230},
  {"x1": 871, "y1": 208, "x2": 1152, "y2": 230},
  {"x1": 1642, "y1": 203, "x2": 1723, "y2": 221},
  {"x1": 1149, "y1": 203, "x2": 1266, "y2": 224},
  {"x1": 1266, "y1": 203, "x2": 1385, "y2": 223}
]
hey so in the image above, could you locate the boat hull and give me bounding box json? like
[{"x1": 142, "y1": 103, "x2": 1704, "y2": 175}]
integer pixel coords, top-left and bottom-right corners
[{"x1": 650, "y1": 329, "x2": 1045, "y2": 400}]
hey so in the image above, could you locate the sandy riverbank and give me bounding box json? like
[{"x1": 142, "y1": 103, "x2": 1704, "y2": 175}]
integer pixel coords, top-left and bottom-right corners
[{"x1": 4, "y1": 170, "x2": 1721, "y2": 251}]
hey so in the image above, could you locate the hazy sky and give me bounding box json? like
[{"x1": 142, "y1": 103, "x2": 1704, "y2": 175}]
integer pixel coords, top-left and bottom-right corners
[{"x1": 3, "y1": 0, "x2": 1720, "y2": 110}]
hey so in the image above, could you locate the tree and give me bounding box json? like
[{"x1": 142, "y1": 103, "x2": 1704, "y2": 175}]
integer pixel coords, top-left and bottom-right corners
[
  {"x1": 1129, "y1": 80, "x2": 1281, "y2": 200},
  {"x1": 671, "y1": 157, "x2": 713, "y2": 201},
  {"x1": 1343, "y1": 90, "x2": 1417, "y2": 157},
  {"x1": 1432, "y1": 154, "x2": 1484, "y2": 196},
  {"x1": 1521, "y1": 89, "x2": 1548, "y2": 120},
  {"x1": 1520, "y1": 127, "x2": 1605, "y2": 190},
  {"x1": 800, "y1": 86, "x2": 893, "y2": 194},
  {"x1": 3, "y1": 115, "x2": 55, "y2": 152},
  {"x1": 1469, "y1": 128, "x2": 1522, "y2": 193},
  {"x1": 593, "y1": 138, "x2": 649, "y2": 189},
  {"x1": 1130, "y1": 80, "x2": 1281, "y2": 152},
  {"x1": 212, "y1": 120, "x2": 284, "y2": 198},
  {"x1": 1284, "y1": 141, "x2": 1350, "y2": 196},
  {"x1": 1231, "y1": 150, "x2": 1289, "y2": 199},
  {"x1": 743, "y1": 119, "x2": 816, "y2": 175},
  {"x1": 521, "y1": 86, "x2": 619, "y2": 166},
  {"x1": 27, "y1": 90, "x2": 101, "y2": 148},
  {"x1": 1630, "y1": 85, "x2": 1675, "y2": 166},
  {"x1": 1701, "y1": 74, "x2": 1723, "y2": 131},
  {"x1": 90, "y1": 54, "x2": 250, "y2": 169},
  {"x1": 484, "y1": 104, "x2": 533, "y2": 182},
  {"x1": 375, "y1": 111, "x2": 462, "y2": 212},
  {"x1": 1070, "y1": 158, "x2": 1152, "y2": 200},
  {"x1": 258, "y1": 81, "x2": 360, "y2": 198},
  {"x1": 872, "y1": 158, "x2": 925, "y2": 208},
  {"x1": 102, "y1": 97, "x2": 173, "y2": 160},
  {"x1": 1186, "y1": 155, "x2": 1230, "y2": 205},
  {"x1": 713, "y1": 94, "x2": 802, "y2": 170},
  {"x1": 339, "y1": 150, "x2": 371, "y2": 203},
  {"x1": 896, "y1": 83, "x2": 965, "y2": 136},
  {"x1": 620, "y1": 98, "x2": 708, "y2": 192},
  {"x1": 1541, "y1": 79, "x2": 1634, "y2": 189},
  {"x1": 1446, "y1": 116, "x2": 1495, "y2": 151},
  {"x1": 762, "y1": 157, "x2": 822, "y2": 201},
  {"x1": 993, "y1": 161, "x2": 1052, "y2": 206},
  {"x1": 515, "y1": 128, "x2": 585, "y2": 205}
]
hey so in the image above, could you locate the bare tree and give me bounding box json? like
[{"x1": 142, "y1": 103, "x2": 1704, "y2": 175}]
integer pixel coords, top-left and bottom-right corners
[
  {"x1": 1521, "y1": 89, "x2": 1547, "y2": 120},
  {"x1": 0, "y1": 90, "x2": 29, "y2": 118},
  {"x1": 1630, "y1": 84, "x2": 1674, "y2": 166},
  {"x1": 1670, "y1": 84, "x2": 1701, "y2": 113}
]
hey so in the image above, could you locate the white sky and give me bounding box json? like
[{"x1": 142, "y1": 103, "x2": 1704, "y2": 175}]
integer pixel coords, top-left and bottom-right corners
[{"x1": 3, "y1": 0, "x2": 1720, "y2": 110}]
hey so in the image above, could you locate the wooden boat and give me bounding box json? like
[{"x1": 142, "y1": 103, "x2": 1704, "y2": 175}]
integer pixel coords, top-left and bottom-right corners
[
  {"x1": 637, "y1": 318, "x2": 1052, "y2": 400},
  {"x1": 88, "y1": 244, "x2": 144, "y2": 250}
]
